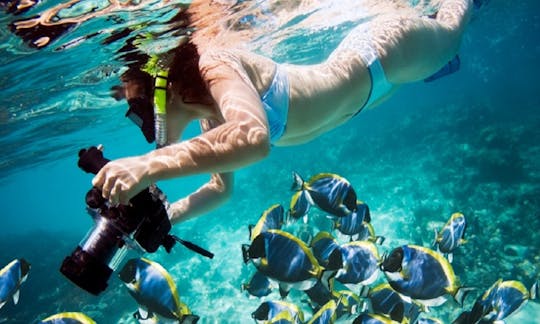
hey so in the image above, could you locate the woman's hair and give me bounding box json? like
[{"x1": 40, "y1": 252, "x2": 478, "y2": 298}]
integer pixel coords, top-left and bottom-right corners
[
  {"x1": 118, "y1": 0, "x2": 239, "y2": 105},
  {"x1": 168, "y1": 41, "x2": 210, "y2": 104}
]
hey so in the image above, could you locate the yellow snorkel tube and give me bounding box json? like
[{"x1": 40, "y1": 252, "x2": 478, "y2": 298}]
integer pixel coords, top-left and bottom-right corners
[{"x1": 153, "y1": 69, "x2": 169, "y2": 148}]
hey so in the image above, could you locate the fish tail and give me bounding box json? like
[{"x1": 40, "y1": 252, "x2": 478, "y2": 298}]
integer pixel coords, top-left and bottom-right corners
[
  {"x1": 372, "y1": 235, "x2": 385, "y2": 246},
  {"x1": 454, "y1": 286, "x2": 475, "y2": 306},
  {"x1": 241, "y1": 244, "x2": 251, "y2": 264},
  {"x1": 179, "y1": 314, "x2": 200, "y2": 324},
  {"x1": 291, "y1": 171, "x2": 304, "y2": 191},
  {"x1": 431, "y1": 228, "x2": 439, "y2": 247}
]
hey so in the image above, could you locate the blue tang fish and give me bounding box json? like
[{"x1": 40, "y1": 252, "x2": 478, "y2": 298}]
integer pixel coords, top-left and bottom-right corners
[
  {"x1": 306, "y1": 300, "x2": 337, "y2": 324},
  {"x1": 353, "y1": 313, "x2": 399, "y2": 324},
  {"x1": 119, "y1": 258, "x2": 199, "y2": 323},
  {"x1": 0, "y1": 258, "x2": 30, "y2": 309},
  {"x1": 380, "y1": 245, "x2": 468, "y2": 307},
  {"x1": 432, "y1": 212, "x2": 467, "y2": 263},
  {"x1": 336, "y1": 241, "x2": 380, "y2": 287},
  {"x1": 288, "y1": 187, "x2": 312, "y2": 222},
  {"x1": 242, "y1": 229, "x2": 340, "y2": 297},
  {"x1": 292, "y1": 172, "x2": 357, "y2": 217},
  {"x1": 38, "y1": 312, "x2": 96, "y2": 324},
  {"x1": 304, "y1": 280, "x2": 335, "y2": 310},
  {"x1": 310, "y1": 231, "x2": 342, "y2": 269},
  {"x1": 249, "y1": 204, "x2": 285, "y2": 241},
  {"x1": 455, "y1": 279, "x2": 538, "y2": 323},
  {"x1": 331, "y1": 201, "x2": 370, "y2": 239},
  {"x1": 241, "y1": 271, "x2": 274, "y2": 298},
  {"x1": 367, "y1": 283, "x2": 421, "y2": 324},
  {"x1": 333, "y1": 289, "x2": 362, "y2": 320},
  {"x1": 252, "y1": 300, "x2": 305, "y2": 323}
]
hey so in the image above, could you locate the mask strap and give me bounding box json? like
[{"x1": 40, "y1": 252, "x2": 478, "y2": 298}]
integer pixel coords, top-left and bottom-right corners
[{"x1": 154, "y1": 69, "x2": 169, "y2": 148}]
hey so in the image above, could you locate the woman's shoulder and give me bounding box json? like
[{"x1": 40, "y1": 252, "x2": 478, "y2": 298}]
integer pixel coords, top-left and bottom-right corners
[{"x1": 199, "y1": 48, "x2": 277, "y2": 95}]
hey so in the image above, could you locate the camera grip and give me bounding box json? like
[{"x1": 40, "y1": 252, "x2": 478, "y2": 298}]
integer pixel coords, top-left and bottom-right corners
[{"x1": 78, "y1": 146, "x2": 110, "y2": 174}]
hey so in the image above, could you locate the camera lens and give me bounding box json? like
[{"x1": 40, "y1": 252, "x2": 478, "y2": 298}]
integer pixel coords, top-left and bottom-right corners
[
  {"x1": 60, "y1": 246, "x2": 113, "y2": 295},
  {"x1": 60, "y1": 216, "x2": 126, "y2": 295}
]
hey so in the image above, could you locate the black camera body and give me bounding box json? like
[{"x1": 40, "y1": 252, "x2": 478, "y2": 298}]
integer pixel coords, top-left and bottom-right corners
[{"x1": 60, "y1": 146, "x2": 175, "y2": 295}]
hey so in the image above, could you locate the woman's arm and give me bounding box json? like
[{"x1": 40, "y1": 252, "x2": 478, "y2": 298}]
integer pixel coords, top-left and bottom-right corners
[
  {"x1": 168, "y1": 172, "x2": 233, "y2": 224},
  {"x1": 92, "y1": 53, "x2": 270, "y2": 205},
  {"x1": 167, "y1": 118, "x2": 233, "y2": 224}
]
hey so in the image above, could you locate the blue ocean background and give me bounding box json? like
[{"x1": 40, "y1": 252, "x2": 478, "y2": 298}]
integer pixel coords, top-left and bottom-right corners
[{"x1": 1, "y1": 0, "x2": 539, "y2": 323}]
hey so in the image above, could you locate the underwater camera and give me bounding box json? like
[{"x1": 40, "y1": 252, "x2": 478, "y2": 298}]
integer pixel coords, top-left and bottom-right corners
[{"x1": 60, "y1": 146, "x2": 178, "y2": 295}]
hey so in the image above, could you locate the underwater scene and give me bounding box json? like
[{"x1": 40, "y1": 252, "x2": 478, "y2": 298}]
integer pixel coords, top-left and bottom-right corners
[{"x1": 0, "y1": 0, "x2": 539, "y2": 323}]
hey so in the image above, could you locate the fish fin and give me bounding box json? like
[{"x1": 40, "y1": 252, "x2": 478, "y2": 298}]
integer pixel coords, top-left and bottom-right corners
[
  {"x1": 530, "y1": 279, "x2": 539, "y2": 300},
  {"x1": 137, "y1": 308, "x2": 149, "y2": 320},
  {"x1": 374, "y1": 235, "x2": 385, "y2": 245},
  {"x1": 12, "y1": 290, "x2": 19, "y2": 305},
  {"x1": 389, "y1": 301, "x2": 405, "y2": 323},
  {"x1": 241, "y1": 244, "x2": 251, "y2": 264},
  {"x1": 358, "y1": 285, "x2": 370, "y2": 298},
  {"x1": 0, "y1": 301, "x2": 6, "y2": 309},
  {"x1": 180, "y1": 314, "x2": 200, "y2": 324},
  {"x1": 279, "y1": 283, "x2": 291, "y2": 299},
  {"x1": 291, "y1": 171, "x2": 304, "y2": 191},
  {"x1": 248, "y1": 224, "x2": 254, "y2": 240},
  {"x1": 431, "y1": 228, "x2": 439, "y2": 247},
  {"x1": 448, "y1": 253, "x2": 454, "y2": 263},
  {"x1": 240, "y1": 283, "x2": 248, "y2": 292},
  {"x1": 326, "y1": 248, "x2": 343, "y2": 271},
  {"x1": 454, "y1": 287, "x2": 475, "y2": 306},
  {"x1": 399, "y1": 293, "x2": 413, "y2": 305}
]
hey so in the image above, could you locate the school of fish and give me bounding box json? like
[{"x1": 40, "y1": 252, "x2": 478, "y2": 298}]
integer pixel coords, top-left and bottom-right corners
[{"x1": 1, "y1": 171, "x2": 538, "y2": 323}]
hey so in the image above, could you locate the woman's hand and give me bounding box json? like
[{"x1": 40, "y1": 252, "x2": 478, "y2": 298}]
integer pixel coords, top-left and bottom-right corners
[{"x1": 92, "y1": 155, "x2": 152, "y2": 205}]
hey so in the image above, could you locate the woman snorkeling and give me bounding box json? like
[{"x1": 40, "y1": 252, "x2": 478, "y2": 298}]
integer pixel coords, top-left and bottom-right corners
[{"x1": 92, "y1": 0, "x2": 477, "y2": 224}]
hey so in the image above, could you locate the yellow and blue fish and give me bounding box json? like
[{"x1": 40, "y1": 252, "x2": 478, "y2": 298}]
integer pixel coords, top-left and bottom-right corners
[
  {"x1": 306, "y1": 300, "x2": 338, "y2": 324},
  {"x1": 380, "y1": 245, "x2": 468, "y2": 307},
  {"x1": 292, "y1": 172, "x2": 357, "y2": 217},
  {"x1": 249, "y1": 204, "x2": 285, "y2": 241},
  {"x1": 331, "y1": 201, "x2": 370, "y2": 240},
  {"x1": 366, "y1": 283, "x2": 422, "y2": 323},
  {"x1": 118, "y1": 258, "x2": 199, "y2": 323},
  {"x1": 310, "y1": 231, "x2": 342, "y2": 270},
  {"x1": 304, "y1": 280, "x2": 335, "y2": 311},
  {"x1": 38, "y1": 312, "x2": 96, "y2": 324},
  {"x1": 0, "y1": 258, "x2": 30, "y2": 310},
  {"x1": 454, "y1": 278, "x2": 538, "y2": 323},
  {"x1": 333, "y1": 289, "x2": 362, "y2": 320},
  {"x1": 251, "y1": 300, "x2": 305, "y2": 324},
  {"x1": 288, "y1": 187, "x2": 312, "y2": 222},
  {"x1": 242, "y1": 229, "x2": 340, "y2": 298},
  {"x1": 241, "y1": 271, "x2": 274, "y2": 298},
  {"x1": 432, "y1": 212, "x2": 467, "y2": 263},
  {"x1": 335, "y1": 240, "x2": 380, "y2": 288}
]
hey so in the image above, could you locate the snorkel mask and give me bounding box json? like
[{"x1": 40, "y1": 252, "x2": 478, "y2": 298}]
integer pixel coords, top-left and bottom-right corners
[{"x1": 125, "y1": 56, "x2": 170, "y2": 148}]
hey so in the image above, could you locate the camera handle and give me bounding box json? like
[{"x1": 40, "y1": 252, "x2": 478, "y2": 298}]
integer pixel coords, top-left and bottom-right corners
[{"x1": 164, "y1": 235, "x2": 214, "y2": 259}]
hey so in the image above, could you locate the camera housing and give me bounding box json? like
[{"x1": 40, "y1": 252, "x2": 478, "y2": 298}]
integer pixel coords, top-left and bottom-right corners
[{"x1": 60, "y1": 146, "x2": 175, "y2": 295}]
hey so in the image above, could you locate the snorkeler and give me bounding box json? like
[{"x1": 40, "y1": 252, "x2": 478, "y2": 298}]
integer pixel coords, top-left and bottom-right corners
[{"x1": 92, "y1": 0, "x2": 475, "y2": 224}]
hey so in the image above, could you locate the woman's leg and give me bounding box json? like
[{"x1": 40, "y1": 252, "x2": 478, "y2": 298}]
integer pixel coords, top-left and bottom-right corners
[
  {"x1": 365, "y1": 0, "x2": 473, "y2": 83},
  {"x1": 436, "y1": 0, "x2": 473, "y2": 33}
]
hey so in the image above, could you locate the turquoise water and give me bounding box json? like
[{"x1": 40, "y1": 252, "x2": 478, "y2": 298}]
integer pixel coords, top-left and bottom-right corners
[{"x1": 1, "y1": 0, "x2": 539, "y2": 323}]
